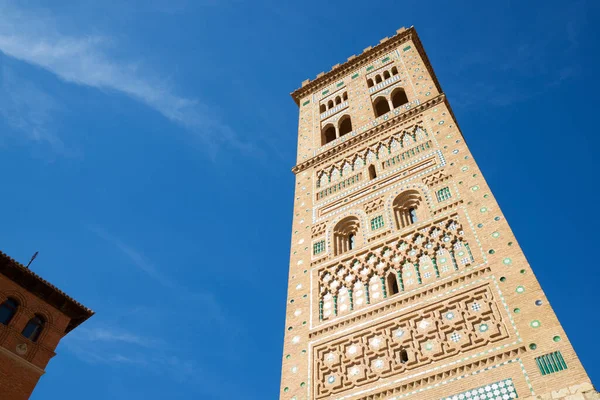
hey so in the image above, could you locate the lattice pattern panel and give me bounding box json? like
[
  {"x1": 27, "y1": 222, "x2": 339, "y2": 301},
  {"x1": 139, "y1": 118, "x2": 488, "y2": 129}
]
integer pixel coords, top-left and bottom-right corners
[
  {"x1": 314, "y1": 285, "x2": 509, "y2": 398},
  {"x1": 319, "y1": 215, "x2": 476, "y2": 320}
]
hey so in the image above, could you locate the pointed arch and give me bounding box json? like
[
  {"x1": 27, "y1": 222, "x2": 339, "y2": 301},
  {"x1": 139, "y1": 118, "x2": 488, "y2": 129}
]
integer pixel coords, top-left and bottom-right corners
[
  {"x1": 383, "y1": 70, "x2": 391, "y2": 80},
  {"x1": 327, "y1": 100, "x2": 334, "y2": 109},
  {"x1": 375, "y1": 75, "x2": 382, "y2": 84},
  {"x1": 391, "y1": 66, "x2": 399, "y2": 75},
  {"x1": 319, "y1": 104, "x2": 326, "y2": 113},
  {"x1": 335, "y1": 96, "x2": 341, "y2": 105},
  {"x1": 367, "y1": 78, "x2": 374, "y2": 88}
]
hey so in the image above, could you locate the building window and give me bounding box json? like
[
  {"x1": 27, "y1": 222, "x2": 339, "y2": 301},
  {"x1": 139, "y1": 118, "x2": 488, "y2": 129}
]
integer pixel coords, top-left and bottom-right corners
[
  {"x1": 338, "y1": 116, "x2": 353, "y2": 137},
  {"x1": 370, "y1": 215, "x2": 385, "y2": 230},
  {"x1": 313, "y1": 240, "x2": 325, "y2": 255},
  {"x1": 373, "y1": 96, "x2": 390, "y2": 117},
  {"x1": 399, "y1": 348, "x2": 409, "y2": 363},
  {"x1": 22, "y1": 315, "x2": 45, "y2": 342},
  {"x1": 393, "y1": 190, "x2": 425, "y2": 229},
  {"x1": 319, "y1": 104, "x2": 326, "y2": 113},
  {"x1": 333, "y1": 216, "x2": 360, "y2": 255},
  {"x1": 409, "y1": 208, "x2": 418, "y2": 224},
  {"x1": 0, "y1": 298, "x2": 18, "y2": 325},
  {"x1": 321, "y1": 124, "x2": 336, "y2": 145},
  {"x1": 535, "y1": 351, "x2": 568, "y2": 375},
  {"x1": 368, "y1": 164, "x2": 377, "y2": 180},
  {"x1": 386, "y1": 272, "x2": 399, "y2": 295},
  {"x1": 436, "y1": 187, "x2": 452, "y2": 202},
  {"x1": 391, "y1": 87, "x2": 409, "y2": 109}
]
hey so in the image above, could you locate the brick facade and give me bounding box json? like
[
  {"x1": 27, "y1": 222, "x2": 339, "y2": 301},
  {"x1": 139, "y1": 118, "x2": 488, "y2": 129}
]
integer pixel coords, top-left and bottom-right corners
[
  {"x1": 280, "y1": 27, "x2": 597, "y2": 400},
  {"x1": 0, "y1": 252, "x2": 93, "y2": 399}
]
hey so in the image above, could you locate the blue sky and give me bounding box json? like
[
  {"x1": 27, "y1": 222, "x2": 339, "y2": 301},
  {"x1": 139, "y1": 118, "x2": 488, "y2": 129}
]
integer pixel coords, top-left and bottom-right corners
[{"x1": 0, "y1": 0, "x2": 598, "y2": 399}]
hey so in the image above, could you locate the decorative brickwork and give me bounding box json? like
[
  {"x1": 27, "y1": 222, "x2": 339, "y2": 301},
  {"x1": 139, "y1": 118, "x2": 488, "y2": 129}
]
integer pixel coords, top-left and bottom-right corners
[{"x1": 281, "y1": 26, "x2": 596, "y2": 400}]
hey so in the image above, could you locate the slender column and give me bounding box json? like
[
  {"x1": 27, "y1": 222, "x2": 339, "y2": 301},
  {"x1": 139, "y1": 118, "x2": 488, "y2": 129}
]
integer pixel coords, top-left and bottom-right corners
[
  {"x1": 432, "y1": 256, "x2": 440, "y2": 278},
  {"x1": 348, "y1": 289, "x2": 354, "y2": 311},
  {"x1": 414, "y1": 263, "x2": 422, "y2": 284},
  {"x1": 365, "y1": 283, "x2": 370, "y2": 304},
  {"x1": 380, "y1": 277, "x2": 387, "y2": 299},
  {"x1": 450, "y1": 250, "x2": 459, "y2": 271},
  {"x1": 465, "y1": 242, "x2": 474, "y2": 263},
  {"x1": 396, "y1": 270, "x2": 404, "y2": 292},
  {"x1": 333, "y1": 295, "x2": 338, "y2": 316},
  {"x1": 319, "y1": 299, "x2": 324, "y2": 321}
]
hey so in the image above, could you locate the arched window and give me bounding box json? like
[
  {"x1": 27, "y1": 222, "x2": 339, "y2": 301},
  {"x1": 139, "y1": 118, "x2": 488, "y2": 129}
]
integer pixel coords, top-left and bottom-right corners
[
  {"x1": 342, "y1": 92, "x2": 348, "y2": 101},
  {"x1": 368, "y1": 164, "x2": 377, "y2": 180},
  {"x1": 338, "y1": 116, "x2": 352, "y2": 137},
  {"x1": 375, "y1": 75, "x2": 382, "y2": 84},
  {"x1": 373, "y1": 97, "x2": 390, "y2": 117},
  {"x1": 367, "y1": 78, "x2": 374, "y2": 88},
  {"x1": 322, "y1": 124, "x2": 336, "y2": 145},
  {"x1": 22, "y1": 315, "x2": 44, "y2": 342},
  {"x1": 391, "y1": 88, "x2": 409, "y2": 109},
  {"x1": 0, "y1": 298, "x2": 18, "y2": 325},
  {"x1": 327, "y1": 100, "x2": 334, "y2": 109},
  {"x1": 393, "y1": 190, "x2": 424, "y2": 229},
  {"x1": 335, "y1": 96, "x2": 341, "y2": 105},
  {"x1": 391, "y1": 66, "x2": 398, "y2": 75},
  {"x1": 383, "y1": 70, "x2": 391, "y2": 80},
  {"x1": 320, "y1": 104, "x2": 326, "y2": 113},
  {"x1": 386, "y1": 273, "x2": 399, "y2": 296},
  {"x1": 333, "y1": 216, "x2": 360, "y2": 255}
]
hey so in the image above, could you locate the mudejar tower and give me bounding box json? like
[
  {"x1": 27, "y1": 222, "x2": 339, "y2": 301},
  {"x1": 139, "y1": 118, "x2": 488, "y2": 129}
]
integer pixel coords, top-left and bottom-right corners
[{"x1": 280, "y1": 27, "x2": 597, "y2": 400}]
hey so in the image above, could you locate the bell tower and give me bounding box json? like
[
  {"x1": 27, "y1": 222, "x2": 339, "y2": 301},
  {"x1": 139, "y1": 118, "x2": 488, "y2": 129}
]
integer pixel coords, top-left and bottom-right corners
[{"x1": 281, "y1": 27, "x2": 597, "y2": 400}]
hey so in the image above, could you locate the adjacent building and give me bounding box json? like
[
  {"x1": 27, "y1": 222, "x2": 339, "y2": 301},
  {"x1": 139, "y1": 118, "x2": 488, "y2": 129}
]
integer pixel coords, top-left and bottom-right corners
[{"x1": 0, "y1": 251, "x2": 93, "y2": 399}]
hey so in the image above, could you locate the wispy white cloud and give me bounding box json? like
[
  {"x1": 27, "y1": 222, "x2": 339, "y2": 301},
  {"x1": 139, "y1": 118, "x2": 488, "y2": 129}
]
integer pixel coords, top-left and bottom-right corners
[
  {"x1": 76, "y1": 327, "x2": 162, "y2": 348},
  {"x1": 86, "y1": 225, "x2": 244, "y2": 339},
  {"x1": 0, "y1": 2, "x2": 256, "y2": 156},
  {"x1": 0, "y1": 64, "x2": 74, "y2": 154}
]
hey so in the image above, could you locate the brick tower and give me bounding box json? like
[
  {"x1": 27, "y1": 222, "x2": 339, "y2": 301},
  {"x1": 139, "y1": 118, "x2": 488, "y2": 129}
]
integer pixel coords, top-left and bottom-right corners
[
  {"x1": 0, "y1": 251, "x2": 93, "y2": 399},
  {"x1": 281, "y1": 27, "x2": 597, "y2": 400}
]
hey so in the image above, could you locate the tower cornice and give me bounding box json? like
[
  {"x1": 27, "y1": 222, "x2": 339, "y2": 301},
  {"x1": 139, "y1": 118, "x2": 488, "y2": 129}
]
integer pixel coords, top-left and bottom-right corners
[{"x1": 290, "y1": 26, "x2": 442, "y2": 106}]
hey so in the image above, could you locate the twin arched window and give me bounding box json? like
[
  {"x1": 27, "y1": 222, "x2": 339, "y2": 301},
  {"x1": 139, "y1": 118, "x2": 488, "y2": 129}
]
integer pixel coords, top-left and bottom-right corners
[
  {"x1": 333, "y1": 216, "x2": 360, "y2": 256},
  {"x1": 393, "y1": 190, "x2": 423, "y2": 230},
  {"x1": 321, "y1": 115, "x2": 353, "y2": 145},
  {"x1": 330, "y1": 190, "x2": 426, "y2": 256},
  {"x1": 373, "y1": 87, "x2": 409, "y2": 118},
  {"x1": 0, "y1": 297, "x2": 45, "y2": 342}
]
